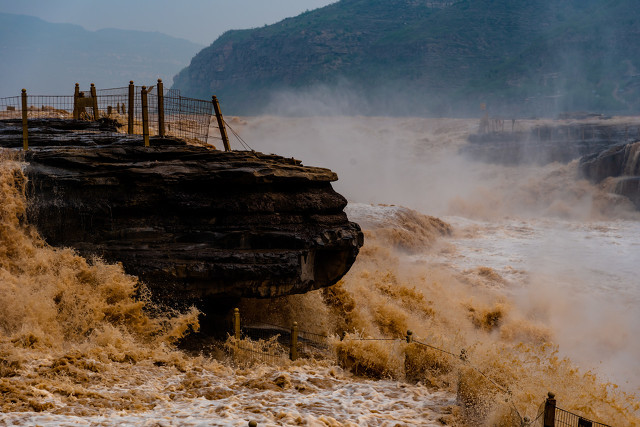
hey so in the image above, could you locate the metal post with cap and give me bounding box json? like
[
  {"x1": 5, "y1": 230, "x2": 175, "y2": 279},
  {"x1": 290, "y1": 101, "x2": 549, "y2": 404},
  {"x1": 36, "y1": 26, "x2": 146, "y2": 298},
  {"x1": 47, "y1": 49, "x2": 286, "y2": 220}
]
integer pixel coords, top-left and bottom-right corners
[
  {"x1": 234, "y1": 308, "x2": 241, "y2": 340},
  {"x1": 141, "y1": 86, "x2": 150, "y2": 147},
  {"x1": 21, "y1": 89, "x2": 28, "y2": 151},
  {"x1": 543, "y1": 392, "x2": 556, "y2": 427},
  {"x1": 73, "y1": 83, "x2": 80, "y2": 119},
  {"x1": 128, "y1": 80, "x2": 135, "y2": 134},
  {"x1": 406, "y1": 330, "x2": 413, "y2": 343},
  {"x1": 90, "y1": 83, "x2": 99, "y2": 120},
  {"x1": 157, "y1": 79, "x2": 165, "y2": 137}
]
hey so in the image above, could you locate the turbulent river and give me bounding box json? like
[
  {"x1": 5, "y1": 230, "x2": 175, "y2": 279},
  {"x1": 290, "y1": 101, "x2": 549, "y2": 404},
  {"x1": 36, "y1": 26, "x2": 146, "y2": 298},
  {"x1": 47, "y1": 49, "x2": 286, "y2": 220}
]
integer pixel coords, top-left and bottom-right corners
[{"x1": 1, "y1": 116, "x2": 639, "y2": 426}]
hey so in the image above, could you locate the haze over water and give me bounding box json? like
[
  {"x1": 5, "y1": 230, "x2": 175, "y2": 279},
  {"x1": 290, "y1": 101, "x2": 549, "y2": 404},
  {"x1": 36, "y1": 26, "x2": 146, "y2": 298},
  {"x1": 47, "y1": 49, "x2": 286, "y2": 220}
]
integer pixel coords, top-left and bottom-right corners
[{"x1": 236, "y1": 114, "x2": 640, "y2": 419}]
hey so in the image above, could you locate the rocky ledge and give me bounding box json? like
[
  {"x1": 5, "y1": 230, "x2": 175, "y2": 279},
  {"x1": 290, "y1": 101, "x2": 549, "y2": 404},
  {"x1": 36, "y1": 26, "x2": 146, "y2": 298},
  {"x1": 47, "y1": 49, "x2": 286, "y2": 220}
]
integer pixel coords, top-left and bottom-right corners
[
  {"x1": 0, "y1": 119, "x2": 363, "y2": 304},
  {"x1": 462, "y1": 121, "x2": 640, "y2": 165},
  {"x1": 462, "y1": 119, "x2": 640, "y2": 209},
  {"x1": 579, "y1": 141, "x2": 640, "y2": 209}
]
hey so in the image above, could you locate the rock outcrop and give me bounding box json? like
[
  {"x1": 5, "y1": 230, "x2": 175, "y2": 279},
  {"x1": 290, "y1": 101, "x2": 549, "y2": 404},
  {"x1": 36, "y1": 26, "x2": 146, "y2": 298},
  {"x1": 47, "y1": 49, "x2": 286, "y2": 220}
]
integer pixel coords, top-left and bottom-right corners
[
  {"x1": 0, "y1": 119, "x2": 363, "y2": 304},
  {"x1": 463, "y1": 121, "x2": 640, "y2": 166},
  {"x1": 579, "y1": 141, "x2": 640, "y2": 209},
  {"x1": 463, "y1": 119, "x2": 640, "y2": 209}
]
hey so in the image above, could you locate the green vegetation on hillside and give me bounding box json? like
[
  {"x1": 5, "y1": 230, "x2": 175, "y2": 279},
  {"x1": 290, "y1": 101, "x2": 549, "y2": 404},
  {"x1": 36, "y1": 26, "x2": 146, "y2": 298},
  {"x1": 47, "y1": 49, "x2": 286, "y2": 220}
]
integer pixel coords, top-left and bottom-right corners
[{"x1": 173, "y1": 0, "x2": 640, "y2": 116}]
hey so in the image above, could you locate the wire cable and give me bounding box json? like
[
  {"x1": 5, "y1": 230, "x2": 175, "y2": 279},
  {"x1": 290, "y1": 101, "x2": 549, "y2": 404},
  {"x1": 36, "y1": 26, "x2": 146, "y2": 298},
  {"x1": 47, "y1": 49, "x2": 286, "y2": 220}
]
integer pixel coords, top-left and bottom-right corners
[{"x1": 223, "y1": 118, "x2": 255, "y2": 152}]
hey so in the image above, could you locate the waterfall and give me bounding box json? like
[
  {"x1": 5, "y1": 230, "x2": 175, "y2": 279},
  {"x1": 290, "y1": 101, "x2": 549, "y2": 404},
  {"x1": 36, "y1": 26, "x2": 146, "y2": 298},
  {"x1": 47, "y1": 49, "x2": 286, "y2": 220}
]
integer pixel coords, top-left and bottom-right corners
[{"x1": 623, "y1": 141, "x2": 640, "y2": 176}]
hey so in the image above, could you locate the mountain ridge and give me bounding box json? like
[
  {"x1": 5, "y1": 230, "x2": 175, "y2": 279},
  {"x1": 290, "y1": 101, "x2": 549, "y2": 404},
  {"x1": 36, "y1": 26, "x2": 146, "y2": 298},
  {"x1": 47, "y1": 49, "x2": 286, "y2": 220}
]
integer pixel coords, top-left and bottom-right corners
[
  {"x1": 0, "y1": 13, "x2": 203, "y2": 96},
  {"x1": 172, "y1": 0, "x2": 640, "y2": 117}
]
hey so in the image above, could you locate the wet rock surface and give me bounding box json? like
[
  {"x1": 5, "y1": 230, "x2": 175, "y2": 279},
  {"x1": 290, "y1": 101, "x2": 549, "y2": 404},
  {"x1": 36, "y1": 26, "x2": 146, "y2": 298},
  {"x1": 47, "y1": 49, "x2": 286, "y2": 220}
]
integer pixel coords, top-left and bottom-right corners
[
  {"x1": 462, "y1": 122, "x2": 640, "y2": 165},
  {"x1": 463, "y1": 120, "x2": 640, "y2": 209},
  {"x1": 0, "y1": 119, "x2": 363, "y2": 303},
  {"x1": 580, "y1": 141, "x2": 640, "y2": 209}
]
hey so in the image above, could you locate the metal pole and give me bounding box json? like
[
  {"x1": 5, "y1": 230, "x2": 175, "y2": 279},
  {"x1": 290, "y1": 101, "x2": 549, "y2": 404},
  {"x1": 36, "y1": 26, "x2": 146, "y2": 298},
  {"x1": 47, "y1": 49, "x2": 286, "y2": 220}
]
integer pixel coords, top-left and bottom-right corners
[
  {"x1": 290, "y1": 322, "x2": 299, "y2": 361},
  {"x1": 157, "y1": 79, "x2": 165, "y2": 137},
  {"x1": 406, "y1": 330, "x2": 413, "y2": 343},
  {"x1": 234, "y1": 308, "x2": 241, "y2": 340},
  {"x1": 212, "y1": 96, "x2": 230, "y2": 151},
  {"x1": 128, "y1": 80, "x2": 134, "y2": 134},
  {"x1": 543, "y1": 392, "x2": 556, "y2": 427},
  {"x1": 90, "y1": 83, "x2": 99, "y2": 120},
  {"x1": 21, "y1": 89, "x2": 28, "y2": 151},
  {"x1": 141, "y1": 86, "x2": 149, "y2": 147},
  {"x1": 73, "y1": 83, "x2": 80, "y2": 119}
]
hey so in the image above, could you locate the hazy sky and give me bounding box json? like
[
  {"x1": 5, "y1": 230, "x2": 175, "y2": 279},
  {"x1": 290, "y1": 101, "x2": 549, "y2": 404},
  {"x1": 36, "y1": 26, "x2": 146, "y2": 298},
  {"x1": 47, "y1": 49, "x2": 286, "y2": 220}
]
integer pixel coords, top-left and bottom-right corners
[{"x1": 0, "y1": 0, "x2": 337, "y2": 45}]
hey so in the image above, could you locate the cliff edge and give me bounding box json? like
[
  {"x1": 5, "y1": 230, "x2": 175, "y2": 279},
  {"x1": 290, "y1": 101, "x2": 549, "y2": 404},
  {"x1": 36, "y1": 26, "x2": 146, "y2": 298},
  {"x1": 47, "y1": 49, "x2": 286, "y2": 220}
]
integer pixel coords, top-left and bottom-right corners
[{"x1": 0, "y1": 119, "x2": 363, "y2": 305}]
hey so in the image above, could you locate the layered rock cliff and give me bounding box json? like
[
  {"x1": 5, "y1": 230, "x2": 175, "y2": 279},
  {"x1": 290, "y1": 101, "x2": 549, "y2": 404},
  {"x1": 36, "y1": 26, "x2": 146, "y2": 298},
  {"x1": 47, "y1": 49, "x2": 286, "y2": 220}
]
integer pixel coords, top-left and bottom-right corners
[
  {"x1": 0, "y1": 119, "x2": 363, "y2": 305},
  {"x1": 462, "y1": 118, "x2": 640, "y2": 209},
  {"x1": 580, "y1": 141, "x2": 640, "y2": 209},
  {"x1": 463, "y1": 121, "x2": 640, "y2": 166}
]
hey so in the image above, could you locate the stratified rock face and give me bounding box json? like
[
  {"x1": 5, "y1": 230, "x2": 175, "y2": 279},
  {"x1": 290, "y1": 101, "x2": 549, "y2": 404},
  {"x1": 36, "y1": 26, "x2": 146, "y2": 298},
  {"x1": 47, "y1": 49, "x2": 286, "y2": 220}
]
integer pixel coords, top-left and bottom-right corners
[
  {"x1": 463, "y1": 122, "x2": 640, "y2": 165},
  {"x1": 0, "y1": 119, "x2": 363, "y2": 302},
  {"x1": 580, "y1": 141, "x2": 640, "y2": 208},
  {"x1": 463, "y1": 119, "x2": 640, "y2": 209}
]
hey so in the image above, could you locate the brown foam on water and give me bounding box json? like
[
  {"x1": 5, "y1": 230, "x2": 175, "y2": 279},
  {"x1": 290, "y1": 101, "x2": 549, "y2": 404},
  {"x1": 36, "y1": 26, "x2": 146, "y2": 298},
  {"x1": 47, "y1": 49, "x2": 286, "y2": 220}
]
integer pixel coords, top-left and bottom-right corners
[
  {"x1": 0, "y1": 151, "x2": 202, "y2": 414},
  {"x1": 347, "y1": 204, "x2": 452, "y2": 253},
  {"x1": 2, "y1": 148, "x2": 639, "y2": 425},
  {"x1": 457, "y1": 266, "x2": 509, "y2": 290},
  {"x1": 246, "y1": 205, "x2": 640, "y2": 425}
]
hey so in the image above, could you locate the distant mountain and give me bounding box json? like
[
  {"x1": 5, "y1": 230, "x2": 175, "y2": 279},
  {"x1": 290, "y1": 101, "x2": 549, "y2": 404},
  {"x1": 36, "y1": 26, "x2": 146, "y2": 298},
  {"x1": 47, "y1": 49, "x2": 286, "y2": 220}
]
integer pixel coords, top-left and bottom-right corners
[
  {"x1": 172, "y1": 0, "x2": 640, "y2": 117},
  {"x1": 0, "y1": 13, "x2": 203, "y2": 96}
]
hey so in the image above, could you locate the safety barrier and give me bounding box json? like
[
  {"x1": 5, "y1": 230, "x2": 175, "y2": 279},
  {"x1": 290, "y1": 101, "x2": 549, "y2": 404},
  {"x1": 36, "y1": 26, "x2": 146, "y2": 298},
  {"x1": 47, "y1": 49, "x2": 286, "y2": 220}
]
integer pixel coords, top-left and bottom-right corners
[
  {"x1": 529, "y1": 392, "x2": 611, "y2": 427},
  {"x1": 228, "y1": 308, "x2": 613, "y2": 427},
  {"x1": 229, "y1": 308, "x2": 331, "y2": 365},
  {"x1": 0, "y1": 82, "x2": 231, "y2": 149}
]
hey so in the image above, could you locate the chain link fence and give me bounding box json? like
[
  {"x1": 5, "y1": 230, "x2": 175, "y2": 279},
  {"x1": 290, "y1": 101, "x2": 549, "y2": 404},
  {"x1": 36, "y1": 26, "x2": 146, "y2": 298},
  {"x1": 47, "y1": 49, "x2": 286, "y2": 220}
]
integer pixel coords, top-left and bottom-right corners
[{"x1": 0, "y1": 82, "x2": 223, "y2": 147}]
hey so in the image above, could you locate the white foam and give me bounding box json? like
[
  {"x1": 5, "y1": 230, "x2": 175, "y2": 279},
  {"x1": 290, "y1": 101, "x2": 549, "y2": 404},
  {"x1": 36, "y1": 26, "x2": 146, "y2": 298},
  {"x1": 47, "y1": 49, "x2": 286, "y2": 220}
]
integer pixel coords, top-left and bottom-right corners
[{"x1": 0, "y1": 364, "x2": 455, "y2": 426}]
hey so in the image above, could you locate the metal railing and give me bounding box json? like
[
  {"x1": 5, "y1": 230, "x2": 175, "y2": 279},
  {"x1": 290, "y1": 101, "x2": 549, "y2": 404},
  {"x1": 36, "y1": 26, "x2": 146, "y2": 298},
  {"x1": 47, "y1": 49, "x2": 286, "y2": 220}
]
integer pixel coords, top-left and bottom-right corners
[
  {"x1": 227, "y1": 307, "x2": 614, "y2": 427},
  {"x1": 535, "y1": 393, "x2": 612, "y2": 427},
  {"x1": 229, "y1": 308, "x2": 331, "y2": 365},
  {"x1": 0, "y1": 81, "x2": 230, "y2": 150}
]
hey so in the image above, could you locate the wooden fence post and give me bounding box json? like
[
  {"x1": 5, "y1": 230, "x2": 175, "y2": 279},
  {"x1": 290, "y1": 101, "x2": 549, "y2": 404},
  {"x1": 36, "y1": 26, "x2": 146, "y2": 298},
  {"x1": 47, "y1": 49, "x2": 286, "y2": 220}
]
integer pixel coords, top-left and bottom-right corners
[
  {"x1": 212, "y1": 96, "x2": 230, "y2": 151},
  {"x1": 90, "y1": 83, "x2": 99, "y2": 120},
  {"x1": 233, "y1": 308, "x2": 241, "y2": 340},
  {"x1": 543, "y1": 392, "x2": 556, "y2": 427},
  {"x1": 290, "y1": 322, "x2": 299, "y2": 361},
  {"x1": 141, "y1": 86, "x2": 149, "y2": 147},
  {"x1": 73, "y1": 83, "x2": 80, "y2": 119},
  {"x1": 157, "y1": 79, "x2": 165, "y2": 137},
  {"x1": 128, "y1": 80, "x2": 134, "y2": 134},
  {"x1": 21, "y1": 89, "x2": 28, "y2": 151}
]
